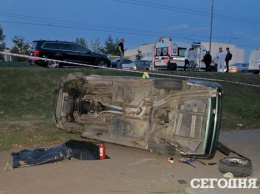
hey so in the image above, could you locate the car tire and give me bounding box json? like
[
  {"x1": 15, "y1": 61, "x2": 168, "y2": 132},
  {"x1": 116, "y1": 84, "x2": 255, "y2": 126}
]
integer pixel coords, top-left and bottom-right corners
[
  {"x1": 47, "y1": 60, "x2": 60, "y2": 68},
  {"x1": 96, "y1": 59, "x2": 108, "y2": 68},
  {"x1": 53, "y1": 74, "x2": 85, "y2": 133},
  {"x1": 167, "y1": 63, "x2": 177, "y2": 71},
  {"x1": 218, "y1": 157, "x2": 253, "y2": 177},
  {"x1": 53, "y1": 77, "x2": 66, "y2": 130}
]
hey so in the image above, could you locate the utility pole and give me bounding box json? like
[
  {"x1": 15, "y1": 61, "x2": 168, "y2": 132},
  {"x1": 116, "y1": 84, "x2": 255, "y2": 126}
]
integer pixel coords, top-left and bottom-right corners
[{"x1": 209, "y1": 0, "x2": 214, "y2": 53}]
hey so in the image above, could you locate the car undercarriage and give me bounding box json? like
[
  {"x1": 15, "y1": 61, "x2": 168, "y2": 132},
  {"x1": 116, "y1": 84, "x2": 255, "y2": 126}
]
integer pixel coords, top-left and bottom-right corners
[{"x1": 53, "y1": 73, "x2": 222, "y2": 159}]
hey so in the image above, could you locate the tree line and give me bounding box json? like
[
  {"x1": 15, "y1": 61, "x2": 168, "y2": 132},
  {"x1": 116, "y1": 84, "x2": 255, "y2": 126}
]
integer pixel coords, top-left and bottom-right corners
[{"x1": 0, "y1": 25, "x2": 121, "y2": 62}]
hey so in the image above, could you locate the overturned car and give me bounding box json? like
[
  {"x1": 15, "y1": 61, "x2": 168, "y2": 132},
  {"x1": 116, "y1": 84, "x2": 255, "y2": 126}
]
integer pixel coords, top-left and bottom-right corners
[{"x1": 53, "y1": 73, "x2": 223, "y2": 159}]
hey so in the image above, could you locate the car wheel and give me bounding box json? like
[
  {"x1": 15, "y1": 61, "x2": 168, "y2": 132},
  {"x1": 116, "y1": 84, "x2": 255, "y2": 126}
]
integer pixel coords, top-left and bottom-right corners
[
  {"x1": 97, "y1": 59, "x2": 108, "y2": 68},
  {"x1": 167, "y1": 63, "x2": 177, "y2": 71},
  {"x1": 53, "y1": 77, "x2": 65, "y2": 129},
  {"x1": 53, "y1": 74, "x2": 85, "y2": 133},
  {"x1": 47, "y1": 60, "x2": 60, "y2": 68},
  {"x1": 218, "y1": 157, "x2": 252, "y2": 177}
]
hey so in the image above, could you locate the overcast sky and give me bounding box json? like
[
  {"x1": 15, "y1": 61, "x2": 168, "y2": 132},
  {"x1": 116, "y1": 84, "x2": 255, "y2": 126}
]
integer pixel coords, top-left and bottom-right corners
[{"x1": 1, "y1": 0, "x2": 260, "y2": 61}]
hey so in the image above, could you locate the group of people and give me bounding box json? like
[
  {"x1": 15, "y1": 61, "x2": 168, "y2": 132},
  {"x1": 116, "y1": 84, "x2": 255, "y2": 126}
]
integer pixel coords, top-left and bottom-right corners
[
  {"x1": 203, "y1": 47, "x2": 232, "y2": 72},
  {"x1": 214, "y1": 47, "x2": 232, "y2": 73},
  {"x1": 184, "y1": 46, "x2": 232, "y2": 73}
]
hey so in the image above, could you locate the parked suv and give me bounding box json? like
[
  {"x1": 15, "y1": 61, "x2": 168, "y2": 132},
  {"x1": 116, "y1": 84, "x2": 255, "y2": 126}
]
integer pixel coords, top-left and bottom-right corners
[{"x1": 29, "y1": 40, "x2": 111, "y2": 68}]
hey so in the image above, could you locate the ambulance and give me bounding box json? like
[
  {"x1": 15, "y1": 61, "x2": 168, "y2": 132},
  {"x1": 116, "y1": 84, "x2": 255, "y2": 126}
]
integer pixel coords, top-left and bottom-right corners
[{"x1": 153, "y1": 37, "x2": 207, "y2": 71}]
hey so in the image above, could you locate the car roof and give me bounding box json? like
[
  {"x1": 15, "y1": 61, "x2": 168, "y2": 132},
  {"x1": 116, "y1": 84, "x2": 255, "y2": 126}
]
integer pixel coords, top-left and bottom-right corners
[{"x1": 33, "y1": 40, "x2": 80, "y2": 45}]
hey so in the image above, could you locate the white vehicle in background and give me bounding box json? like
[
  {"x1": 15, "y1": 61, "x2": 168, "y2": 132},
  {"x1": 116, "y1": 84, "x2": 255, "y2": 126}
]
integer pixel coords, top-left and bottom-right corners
[
  {"x1": 248, "y1": 48, "x2": 260, "y2": 74},
  {"x1": 153, "y1": 37, "x2": 207, "y2": 71}
]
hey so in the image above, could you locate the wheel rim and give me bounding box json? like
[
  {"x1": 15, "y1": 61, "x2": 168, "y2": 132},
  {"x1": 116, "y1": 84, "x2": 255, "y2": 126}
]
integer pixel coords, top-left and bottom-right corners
[
  {"x1": 97, "y1": 60, "x2": 107, "y2": 68},
  {"x1": 224, "y1": 157, "x2": 249, "y2": 165},
  {"x1": 48, "y1": 61, "x2": 59, "y2": 68}
]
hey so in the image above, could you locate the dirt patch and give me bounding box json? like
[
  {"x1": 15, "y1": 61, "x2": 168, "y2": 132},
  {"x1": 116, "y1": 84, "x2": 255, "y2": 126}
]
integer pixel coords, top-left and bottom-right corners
[
  {"x1": 0, "y1": 121, "x2": 82, "y2": 151},
  {"x1": 0, "y1": 121, "x2": 44, "y2": 130}
]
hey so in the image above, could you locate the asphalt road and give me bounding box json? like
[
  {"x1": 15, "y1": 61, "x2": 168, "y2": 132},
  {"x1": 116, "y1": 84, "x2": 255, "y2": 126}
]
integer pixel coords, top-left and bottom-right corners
[{"x1": 0, "y1": 129, "x2": 259, "y2": 194}]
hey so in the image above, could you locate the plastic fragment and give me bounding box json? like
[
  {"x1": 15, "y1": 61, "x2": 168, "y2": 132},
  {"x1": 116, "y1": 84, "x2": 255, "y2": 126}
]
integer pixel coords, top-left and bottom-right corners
[{"x1": 223, "y1": 172, "x2": 234, "y2": 178}]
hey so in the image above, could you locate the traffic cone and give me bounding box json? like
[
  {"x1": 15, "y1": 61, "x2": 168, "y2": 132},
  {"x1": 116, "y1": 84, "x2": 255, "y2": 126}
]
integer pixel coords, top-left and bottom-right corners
[{"x1": 142, "y1": 72, "x2": 149, "y2": 78}]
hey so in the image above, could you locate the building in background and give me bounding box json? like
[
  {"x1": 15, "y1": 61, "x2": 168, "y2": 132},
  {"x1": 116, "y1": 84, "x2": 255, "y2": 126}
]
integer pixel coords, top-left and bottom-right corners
[{"x1": 125, "y1": 43, "x2": 154, "y2": 61}]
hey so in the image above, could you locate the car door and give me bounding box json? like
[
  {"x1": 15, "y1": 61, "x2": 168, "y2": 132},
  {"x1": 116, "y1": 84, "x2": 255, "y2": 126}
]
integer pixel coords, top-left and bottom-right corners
[
  {"x1": 137, "y1": 60, "x2": 145, "y2": 70},
  {"x1": 60, "y1": 43, "x2": 79, "y2": 66},
  {"x1": 139, "y1": 60, "x2": 150, "y2": 70},
  {"x1": 73, "y1": 44, "x2": 97, "y2": 66},
  {"x1": 122, "y1": 59, "x2": 135, "y2": 69},
  {"x1": 134, "y1": 60, "x2": 141, "y2": 69}
]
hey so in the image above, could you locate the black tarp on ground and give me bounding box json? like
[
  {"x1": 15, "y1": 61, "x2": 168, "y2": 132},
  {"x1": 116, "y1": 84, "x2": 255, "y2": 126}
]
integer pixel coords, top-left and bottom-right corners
[{"x1": 12, "y1": 140, "x2": 102, "y2": 168}]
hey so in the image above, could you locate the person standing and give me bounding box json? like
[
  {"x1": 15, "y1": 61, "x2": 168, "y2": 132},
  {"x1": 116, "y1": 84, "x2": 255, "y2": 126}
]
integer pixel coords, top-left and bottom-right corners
[
  {"x1": 215, "y1": 47, "x2": 225, "y2": 73},
  {"x1": 187, "y1": 47, "x2": 197, "y2": 71},
  {"x1": 117, "y1": 38, "x2": 125, "y2": 69},
  {"x1": 184, "y1": 48, "x2": 189, "y2": 71},
  {"x1": 203, "y1": 51, "x2": 212, "y2": 71},
  {"x1": 225, "y1": 47, "x2": 232, "y2": 72}
]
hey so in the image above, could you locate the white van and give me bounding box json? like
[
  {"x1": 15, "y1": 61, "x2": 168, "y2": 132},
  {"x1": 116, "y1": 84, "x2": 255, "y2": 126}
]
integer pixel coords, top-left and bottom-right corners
[{"x1": 248, "y1": 48, "x2": 260, "y2": 74}]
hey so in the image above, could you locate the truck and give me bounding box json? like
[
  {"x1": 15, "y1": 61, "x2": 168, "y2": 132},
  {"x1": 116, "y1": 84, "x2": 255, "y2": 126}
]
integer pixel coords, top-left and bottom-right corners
[
  {"x1": 248, "y1": 48, "x2": 260, "y2": 74},
  {"x1": 153, "y1": 37, "x2": 207, "y2": 71}
]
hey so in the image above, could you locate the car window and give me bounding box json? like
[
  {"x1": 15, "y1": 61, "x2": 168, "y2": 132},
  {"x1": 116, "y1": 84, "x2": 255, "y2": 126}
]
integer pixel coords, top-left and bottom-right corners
[
  {"x1": 135, "y1": 61, "x2": 150, "y2": 66},
  {"x1": 141, "y1": 61, "x2": 149, "y2": 65},
  {"x1": 73, "y1": 44, "x2": 88, "y2": 53},
  {"x1": 42, "y1": 43, "x2": 59, "y2": 49},
  {"x1": 123, "y1": 60, "x2": 133, "y2": 64},
  {"x1": 61, "y1": 43, "x2": 73, "y2": 51}
]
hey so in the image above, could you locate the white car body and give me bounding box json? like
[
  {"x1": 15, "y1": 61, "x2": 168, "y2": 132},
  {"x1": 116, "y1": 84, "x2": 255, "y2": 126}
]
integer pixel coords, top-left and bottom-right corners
[
  {"x1": 111, "y1": 58, "x2": 136, "y2": 70},
  {"x1": 248, "y1": 48, "x2": 260, "y2": 74}
]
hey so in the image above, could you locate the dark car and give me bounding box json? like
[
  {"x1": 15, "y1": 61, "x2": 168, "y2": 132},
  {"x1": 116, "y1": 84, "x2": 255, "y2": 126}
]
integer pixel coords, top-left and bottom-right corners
[
  {"x1": 53, "y1": 73, "x2": 223, "y2": 159},
  {"x1": 134, "y1": 60, "x2": 151, "y2": 70},
  {"x1": 29, "y1": 40, "x2": 111, "y2": 68}
]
